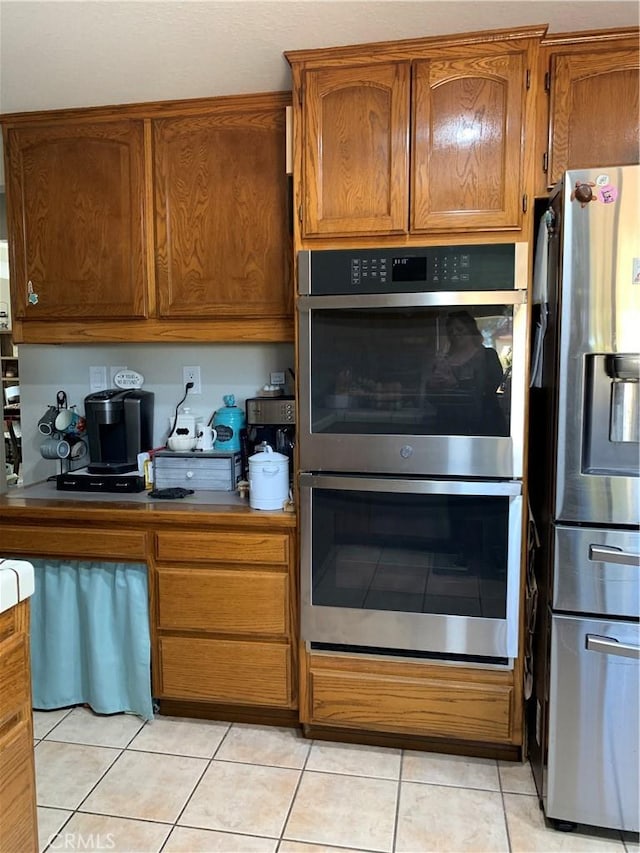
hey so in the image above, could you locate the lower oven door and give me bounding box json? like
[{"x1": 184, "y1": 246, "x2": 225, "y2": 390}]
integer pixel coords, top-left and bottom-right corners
[{"x1": 300, "y1": 473, "x2": 523, "y2": 659}]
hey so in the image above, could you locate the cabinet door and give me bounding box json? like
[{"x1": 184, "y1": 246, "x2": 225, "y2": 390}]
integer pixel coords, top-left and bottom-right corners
[
  {"x1": 5, "y1": 120, "x2": 148, "y2": 320},
  {"x1": 547, "y1": 48, "x2": 639, "y2": 188},
  {"x1": 412, "y1": 53, "x2": 526, "y2": 231},
  {"x1": 154, "y1": 103, "x2": 292, "y2": 318},
  {"x1": 302, "y1": 63, "x2": 410, "y2": 236}
]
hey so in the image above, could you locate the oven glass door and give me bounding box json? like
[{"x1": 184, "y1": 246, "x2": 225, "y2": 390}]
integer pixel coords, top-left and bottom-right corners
[
  {"x1": 300, "y1": 474, "x2": 522, "y2": 659},
  {"x1": 298, "y1": 293, "x2": 527, "y2": 478}
]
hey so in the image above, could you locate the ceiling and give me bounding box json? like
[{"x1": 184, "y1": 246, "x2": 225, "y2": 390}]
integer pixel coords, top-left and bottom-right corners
[{"x1": 0, "y1": 0, "x2": 638, "y2": 115}]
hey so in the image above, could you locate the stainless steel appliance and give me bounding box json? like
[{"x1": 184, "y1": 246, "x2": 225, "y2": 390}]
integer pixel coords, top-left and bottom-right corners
[
  {"x1": 298, "y1": 243, "x2": 528, "y2": 478},
  {"x1": 298, "y1": 243, "x2": 529, "y2": 661},
  {"x1": 529, "y1": 165, "x2": 639, "y2": 833},
  {"x1": 245, "y1": 395, "x2": 296, "y2": 479},
  {"x1": 300, "y1": 474, "x2": 522, "y2": 658}
]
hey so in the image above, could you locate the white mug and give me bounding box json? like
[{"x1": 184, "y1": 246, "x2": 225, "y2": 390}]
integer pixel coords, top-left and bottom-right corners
[{"x1": 195, "y1": 425, "x2": 217, "y2": 452}]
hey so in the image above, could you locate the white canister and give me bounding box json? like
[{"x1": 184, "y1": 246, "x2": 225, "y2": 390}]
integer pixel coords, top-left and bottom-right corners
[{"x1": 248, "y1": 445, "x2": 289, "y2": 511}]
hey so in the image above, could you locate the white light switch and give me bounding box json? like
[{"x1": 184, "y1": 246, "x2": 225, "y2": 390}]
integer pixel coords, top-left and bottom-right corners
[{"x1": 89, "y1": 365, "x2": 108, "y2": 392}]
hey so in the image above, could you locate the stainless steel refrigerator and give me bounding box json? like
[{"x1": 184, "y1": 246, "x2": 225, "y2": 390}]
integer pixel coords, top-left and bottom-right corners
[{"x1": 529, "y1": 165, "x2": 639, "y2": 833}]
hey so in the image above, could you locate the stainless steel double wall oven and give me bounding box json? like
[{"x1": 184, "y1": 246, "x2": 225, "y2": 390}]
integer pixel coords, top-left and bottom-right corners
[{"x1": 298, "y1": 243, "x2": 529, "y2": 660}]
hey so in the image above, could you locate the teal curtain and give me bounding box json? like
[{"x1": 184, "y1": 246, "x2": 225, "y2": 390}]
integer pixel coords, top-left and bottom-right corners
[{"x1": 29, "y1": 559, "x2": 153, "y2": 720}]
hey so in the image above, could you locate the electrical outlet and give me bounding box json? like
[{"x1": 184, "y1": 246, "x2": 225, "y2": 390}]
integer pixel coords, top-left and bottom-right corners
[
  {"x1": 182, "y1": 365, "x2": 201, "y2": 394},
  {"x1": 270, "y1": 371, "x2": 286, "y2": 386}
]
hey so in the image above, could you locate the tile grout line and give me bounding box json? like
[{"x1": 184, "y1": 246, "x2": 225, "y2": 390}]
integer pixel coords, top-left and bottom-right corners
[
  {"x1": 391, "y1": 749, "x2": 404, "y2": 853},
  {"x1": 274, "y1": 731, "x2": 314, "y2": 848},
  {"x1": 497, "y1": 761, "x2": 514, "y2": 853},
  {"x1": 157, "y1": 718, "x2": 235, "y2": 851}
]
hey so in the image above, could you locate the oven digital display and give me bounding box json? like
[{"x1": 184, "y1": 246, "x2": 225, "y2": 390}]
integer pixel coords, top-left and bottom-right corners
[{"x1": 392, "y1": 256, "x2": 427, "y2": 282}]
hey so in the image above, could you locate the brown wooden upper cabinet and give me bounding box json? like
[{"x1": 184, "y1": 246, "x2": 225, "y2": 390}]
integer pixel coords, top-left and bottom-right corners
[
  {"x1": 1, "y1": 92, "x2": 293, "y2": 343},
  {"x1": 301, "y1": 62, "x2": 410, "y2": 236},
  {"x1": 536, "y1": 29, "x2": 639, "y2": 193},
  {"x1": 411, "y1": 51, "x2": 527, "y2": 232},
  {"x1": 154, "y1": 99, "x2": 292, "y2": 319},
  {"x1": 286, "y1": 27, "x2": 542, "y2": 240},
  {"x1": 5, "y1": 119, "x2": 148, "y2": 321}
]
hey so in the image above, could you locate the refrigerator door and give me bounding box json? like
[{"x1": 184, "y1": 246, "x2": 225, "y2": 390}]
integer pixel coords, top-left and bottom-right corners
[
  {"x1": 553, "y1": 525, "x2": 640, "y2": 619},
  {"x1": 547, "y1": 612, "x2": 639, "y2": 832},
  {"x1": 554, "y1": 165, "x2": 640, "y2": 526}
]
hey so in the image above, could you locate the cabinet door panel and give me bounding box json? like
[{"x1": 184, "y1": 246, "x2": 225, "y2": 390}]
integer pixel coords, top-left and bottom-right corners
[
  {"x1": 548, "y1": 50, "x2": 639, "y2": 187},
  {"x1": 0, "y1": 721, "x2": 38, "y2": 853},
  {"x1": 412, "y1": 54, "x2": 525, "y2": 231},
  {"x1": 154, "y1": 106, "x2": 292, "y2": 318},
  {"x1": 6, "y1": 121, "x2": 148, "y2": 320},
  {"x1": 303, "y1": 63, "x2": 409, "y2": 236},
  {"x1": 0, "y1": 635, "x2": 30, "y2": 725}
]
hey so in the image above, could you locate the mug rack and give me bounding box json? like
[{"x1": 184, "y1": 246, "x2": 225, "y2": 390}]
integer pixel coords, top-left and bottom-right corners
[{"x1": 38, "y1": 389, "x2": 88, "y2": 474}]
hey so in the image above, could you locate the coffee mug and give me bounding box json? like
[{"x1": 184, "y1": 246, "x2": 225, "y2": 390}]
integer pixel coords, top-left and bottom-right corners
[
  {"x1": 40, "y1": 438, "x2": 71, "y2": 460},
  {"x1": 67, "y1": 435, "x2": 87, "y2": 459},
  {"x1": 55, "y1": 408, "x2": 86, "y2": 435},
  {"x1": 195, "y1": 426, "x2": 217, "y2": 452},
  {"x1": 38, "y1": 405, "x2": 60, "y2": 436}
]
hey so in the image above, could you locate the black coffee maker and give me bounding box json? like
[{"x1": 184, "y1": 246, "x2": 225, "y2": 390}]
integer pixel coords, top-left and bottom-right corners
[
  {"x1": 245, "y1": 396, "x2": 295, "y2": 480},
  {"x1": 84, "y1": 389, "x2": 154, "y2": 474}
]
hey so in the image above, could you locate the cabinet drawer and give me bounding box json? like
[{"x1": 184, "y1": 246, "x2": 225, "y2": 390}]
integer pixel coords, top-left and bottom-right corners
[
  {"x1": 156, "y1": 531, "x2": 289, "y2": 566},
  {"x1": 160, "y1": 636, "x2": 291, "y2": 707},
  {"x1": 0, "y1": 526, "x2": 146, "y2": 561},
  {"x1": 0, "y1": 634, "x2": 30, "y2": 726},
  {"x1": 306, "y1": 667, "x2": 514, "y2": 744},
  {"x1": 157, "y1": 568, "x2": 288, "y2": 635}
]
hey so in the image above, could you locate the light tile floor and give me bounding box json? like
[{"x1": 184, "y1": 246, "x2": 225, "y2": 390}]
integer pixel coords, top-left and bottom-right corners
[{"x1": 33, "y1": 707, "x2": 638, "y2": 853}]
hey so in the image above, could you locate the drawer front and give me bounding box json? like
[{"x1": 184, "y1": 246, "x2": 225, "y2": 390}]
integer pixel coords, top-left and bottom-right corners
[
  {"x1": 154, "y1": 468, "x2": 235, "y2": 490},
  {"x1": 160, "y1": 636, "x2": 291, "y2": 706},
  {"x1": 0, "y1": 634, "x2": 30, "y2": 726},
  {"x1": 306, "y1": 668, "x2": 514, "y2": 743},
  {"x1": 158, "y1": 568, "x2": 288, "y2": 635},
  {"x1": 156, "y1": 531, "x2": 289, "y2": 566},
  {"x1": 0, "y1": 526, "x2": 146, "y2": 561}
]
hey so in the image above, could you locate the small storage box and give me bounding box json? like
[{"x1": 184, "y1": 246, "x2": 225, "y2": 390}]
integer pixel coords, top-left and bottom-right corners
[{"x1": 153, "y1": 451, "x2": 242, "y2": 491}]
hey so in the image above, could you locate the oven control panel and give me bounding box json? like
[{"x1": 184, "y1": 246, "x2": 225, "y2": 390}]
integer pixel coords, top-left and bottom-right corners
[
  {"x1": 302, "y1": 243, "x2": 523, "y2": 295},
  {"x1": 246, "y1": 396, "x2": 296, "y2": 425}
]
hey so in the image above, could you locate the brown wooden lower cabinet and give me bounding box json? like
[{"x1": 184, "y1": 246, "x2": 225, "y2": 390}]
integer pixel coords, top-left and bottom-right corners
[
  {"x1": 300, "y1": 649, "x2": 520, "y2": 746},
  {"x1": 153, "y1": 526, "x2": 298, "y2": 712},
  {"x1": 0, "y1": 602, "x2": 37, "y2": 853}
]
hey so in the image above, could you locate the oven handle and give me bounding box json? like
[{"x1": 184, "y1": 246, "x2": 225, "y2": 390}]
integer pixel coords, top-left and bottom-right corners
[
  {"x1": 297, "y1": 290, "x2": 527, "y2": 311},
  {"x1": 299, "y1": 473, "x2": 522, "y2": 496},
  {"x1": 586, "y1": 634, "x2": 640, "y2": 660}
]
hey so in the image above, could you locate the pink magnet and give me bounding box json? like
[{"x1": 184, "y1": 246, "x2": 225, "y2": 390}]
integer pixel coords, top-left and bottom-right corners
[{"x1": 598, "y1": 184, "x2": 618, "y2": 204}]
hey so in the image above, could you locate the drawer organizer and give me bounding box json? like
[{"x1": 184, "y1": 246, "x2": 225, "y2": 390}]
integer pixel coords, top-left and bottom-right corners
[{"x1": 153, "y1": 451, "x2": 242, "y2": 491}]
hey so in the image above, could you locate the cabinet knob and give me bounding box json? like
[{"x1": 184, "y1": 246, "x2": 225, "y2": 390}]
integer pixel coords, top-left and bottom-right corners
[{"x1": 27, "y1": 280, "x2": 39, "y2": 305}]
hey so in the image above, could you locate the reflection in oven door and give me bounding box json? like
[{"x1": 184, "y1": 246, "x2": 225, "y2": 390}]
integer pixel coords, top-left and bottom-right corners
[
  {"x1": 300, "y1": 474, "x2": 523, "y2": 659},
  {"x1": 297, "y1": 294, "x2": 527, "y2": 478}
]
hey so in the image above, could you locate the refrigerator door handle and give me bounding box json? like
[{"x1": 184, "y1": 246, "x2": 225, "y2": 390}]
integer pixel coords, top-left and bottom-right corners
[
  {"x1": 589, "y1": 544, "x2": 640, "y2": 566},
  {"x1": 586, "y1": 634, "x2": 640, "y2": 660}
]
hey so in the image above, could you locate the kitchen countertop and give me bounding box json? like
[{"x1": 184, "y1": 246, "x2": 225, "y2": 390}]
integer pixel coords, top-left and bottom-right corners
[{"x1": 0, "y1": 481, "x2": 297, "y2": 529}]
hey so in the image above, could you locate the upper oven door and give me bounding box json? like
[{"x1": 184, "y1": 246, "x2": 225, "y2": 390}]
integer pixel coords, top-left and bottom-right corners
[{"x1": 298, "y1": 291, "x2": 528, "y2": 478}]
